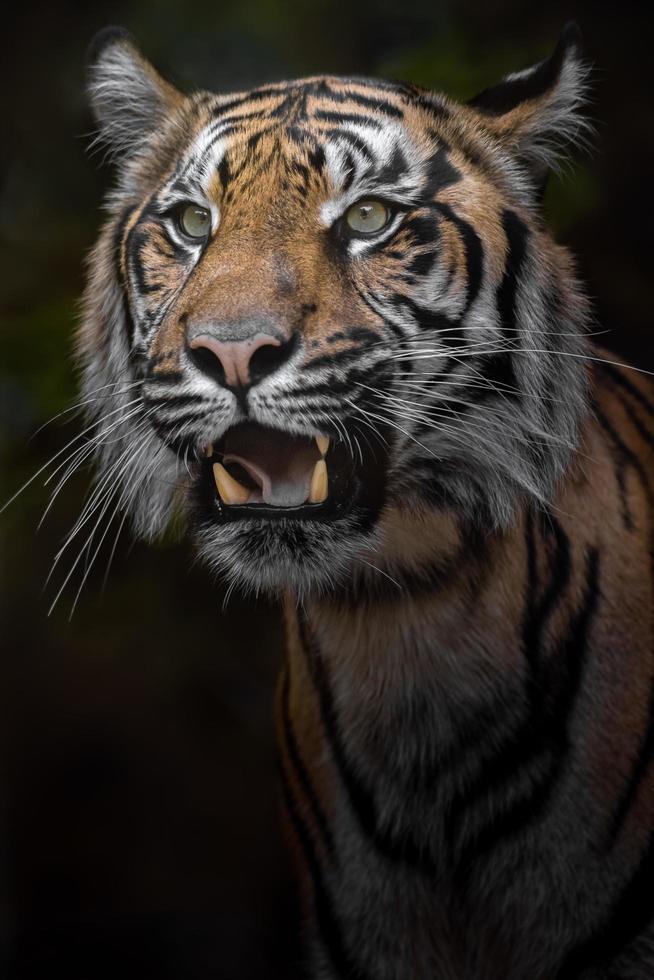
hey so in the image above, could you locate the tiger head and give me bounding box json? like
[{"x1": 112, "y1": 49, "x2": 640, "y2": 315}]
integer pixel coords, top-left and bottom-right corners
[{"x1": 80, "y1": 25, "x2": 590, "y2": 597}]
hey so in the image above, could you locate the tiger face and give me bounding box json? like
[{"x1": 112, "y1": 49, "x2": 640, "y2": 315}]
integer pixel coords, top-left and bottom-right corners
[{"x1": 81, "y1": 25, "x2": 589, "y2": 596}]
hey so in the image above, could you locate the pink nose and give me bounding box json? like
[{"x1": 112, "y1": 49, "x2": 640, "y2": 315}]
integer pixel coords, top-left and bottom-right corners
[{"x1": 189, "y1": 333, "x2": 281, "y2": 389}]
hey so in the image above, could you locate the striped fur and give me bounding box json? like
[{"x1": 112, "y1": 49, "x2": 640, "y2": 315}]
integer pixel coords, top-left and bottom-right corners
[{"x1": 78, "y1": 24, "x2": 654, "y2": 978}]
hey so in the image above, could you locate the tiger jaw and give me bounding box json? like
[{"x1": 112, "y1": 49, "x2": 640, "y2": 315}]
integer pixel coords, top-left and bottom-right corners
[
  {"x1": 193, "y1": 420, "x2": 390, "y2": 531},
  {"x1": 209, "y1": 431, "x2": 330, "y2": 507},
  {"x1": 212, "y1": 458, "x2": 328, "y2": 506}
]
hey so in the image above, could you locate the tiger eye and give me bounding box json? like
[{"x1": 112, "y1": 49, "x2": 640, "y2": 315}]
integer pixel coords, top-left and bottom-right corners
[
  {"x1": 345, "y1": 199, "x2": 390, "y2": 235},
  {"x1": 179, "y1": 204, "x2": 211, "y2": 239}
]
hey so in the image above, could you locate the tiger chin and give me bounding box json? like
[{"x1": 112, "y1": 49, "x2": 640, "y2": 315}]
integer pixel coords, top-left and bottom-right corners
[{"x1": 78, "y1": 22, "x2": 654, "y2": 980}]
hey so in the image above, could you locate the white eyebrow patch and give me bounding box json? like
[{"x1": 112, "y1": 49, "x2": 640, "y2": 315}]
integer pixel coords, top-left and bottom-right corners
[
  {"x1": 319, "y1": 122, "x2": 424, "y2": 228},
  {"x1": 189, "y1": 127, "x2": 231, "y2": 188}
]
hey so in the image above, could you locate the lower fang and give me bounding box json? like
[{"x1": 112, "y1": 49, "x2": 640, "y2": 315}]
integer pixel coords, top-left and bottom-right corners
[
  {"x1": 213, "y1": 462, "x2": 250, "y2": 505},
  {"x1": 309, "y1": 459, "x2": 328, "y2": 504}
]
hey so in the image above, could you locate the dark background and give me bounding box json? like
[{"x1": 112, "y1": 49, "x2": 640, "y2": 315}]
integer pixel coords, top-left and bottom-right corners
[{"x1": 1, "y1": 1, "x2": 653, "y2": 977}]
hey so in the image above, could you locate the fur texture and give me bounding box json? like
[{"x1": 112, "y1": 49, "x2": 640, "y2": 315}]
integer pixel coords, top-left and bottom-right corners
[{"x1": 77, "y1": 25, "x2": 654, "y2": 978}]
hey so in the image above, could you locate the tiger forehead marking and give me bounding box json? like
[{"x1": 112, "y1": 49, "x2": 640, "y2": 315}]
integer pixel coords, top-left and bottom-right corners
[
  {"x1": 140, "y1": 78, "x2": 478, "y2": 377},
  {"x1": 168, "y1": 78, "x2": 448, "y2": 210},
  {"x1": 128, "y1": 93, "x2": 524, "y2": 430}
]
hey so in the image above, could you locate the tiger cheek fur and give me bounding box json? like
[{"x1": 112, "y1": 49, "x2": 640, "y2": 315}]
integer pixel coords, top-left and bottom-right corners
[{"x1": 78, "y1": 23, "x2": 654, "y2": 979}]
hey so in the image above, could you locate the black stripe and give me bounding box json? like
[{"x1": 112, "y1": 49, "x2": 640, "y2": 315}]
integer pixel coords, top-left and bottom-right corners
[
  {"x1": 523, "y1": 512, "x2": 571, "y2": 665},
  {"x1": 599, "y1": 362, "x2": 654, "y2": 423},
  {"x1": 423, "y1": 144, "x2": 461, "y2": 197},
  {"x1": 402, "y1": 213, "x2": 440, "y2": 250},
  {"x1": 557, "y1": 832, "x2": 654, "y2": 978},
  {"x1": 217, "y1": 97, "x2": 287, "y2": 124},
  {"x1": 280, "y1": 365, "x2": 390, "y2": 398},
  {"x1": 340, "y1": 149, "x2": 357, "y2": 192},
  {"x1": 112, "y1": 205, "x2": 138, "y2": 347},
  {"x1": 612, "y1": 387, "x2": 654, "y2": 453},
  {"x1": 287, "y1": 157, "x2": 311, "y2": 192},
  {"x1": 322, "y1": 128, "x2": 374, "y2": 162},
  {"x1": 285, "y1": 124, "x2": 313, "y2": 148},
  {"x1": 605, "y1": 676, "x2": 654, "y2": 848},
  {"x1": 112, "y1": 204, "x2": 136, "y2": 282},
  {"x1": 267, "y1": 94, "x2": 295, "y2": 120},
  {"x1": 297, "y1": 612, "x2": 436, "y2": 870},
  {"x1": 314, "y1": 109, "x2": 383, "y2": 129},
  {"x1": 280, "y1": 667, "x2": 336, "y2": 861},
  {"x1": 594, "y1": 401, "x2": 651, "y2": 531},
  {"x1": 393, "y1": 293, "x2": 465, "y2": 346},
  {"x1": 475, "y1": 352, "x2": 521, "y2": 398},
  {"x1": 412, "y1": 457, "x2": 496, "y2": 525},
  {"x1": 146, "y1": 371, "x2": 184, "y2": 385},
  {"x1": 524, "y1": 506, "x2": 539, "y2": 633},
  {"x1": 434, "y1": 202, "x2": 483, "y2": 317},
  {"x1": 445, "y1": 514, "x2": 574, "y2": 852},
  {"x1": 404, "y1": 90, "x2": 451, "y2": 121},
  {"x1": 126, "y1": 226, "x2": 161, "y2": 296},
  {"x1": 217, "y1": 154, "x2": 231, "y2": 191},
  {"x1": 349, "y1": 285, "x2": 405, "y2": 341},
  {"x1": 277, "y1": 758, "x2": 361, "y2": 980},
  {"x1": 144, "y1": 393, "x2": 206, "y2": 408},
  {"x1": 497, "y1": 208, "x2": 528, "y2": 343},
  {"x1": 408, "y1": 248, "x2": 438, "y2": 277},
  {"x1": 194, "y1": 126, "x2": 240, "y2": 175},
  {"x1": 307, "y1": 141, "x2": 326, "y2": 173},
  {"x1": 319, "y1": 83, "x2": 404, "y2": 119},
  {"x1": 598, "y1": 377, "x2": 654, "y2": 606},
  {"x1": 305, "y1": 345, "x2": 376, "y2": 372},
  {"x1": 456, "y1": 547, "x2": 600, "y2": 862},
  {"x1": 326, "y1": 523, "x2": 486, "y2": 607},
  {"x1": 376, "y1": 143, "x2": 409, "y2": 185},
  {"x1": 211, "y1": 86, "x2": 287, "y2": 117},
  {"x1": 151, "y1": 409, "x2": 209, "y2": 429}
]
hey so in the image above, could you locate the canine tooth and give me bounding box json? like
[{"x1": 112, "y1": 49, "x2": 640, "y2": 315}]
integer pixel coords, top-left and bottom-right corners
[
  {"x1": 315, "y1": 435, "x2": 330, "y2": 456},
  {"x1": 205, "y1": 443, "x2": 214, "y2": 458},
  {"x1": 213, "y1": 462, "x2": 250, "y2": 505},
  {"x1": 309, "y1": 459, "x2": 328, "y2": 504}
]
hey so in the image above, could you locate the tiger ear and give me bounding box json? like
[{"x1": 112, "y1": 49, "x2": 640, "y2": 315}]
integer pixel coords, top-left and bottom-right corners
[
  {"x1": 86, "y1": 27, "x2": 183, "y2": 159},
  {"x1": 468, "y1": 23, "x2": 591, "y2": 191}
]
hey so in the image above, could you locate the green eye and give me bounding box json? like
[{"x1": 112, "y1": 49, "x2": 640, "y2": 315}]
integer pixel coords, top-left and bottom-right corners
[
  {"x1": 345, "y1": 199, "x2": 391, "y2": 235},
  {"x1": 179, "y1": 203, "x2": 212, "y2": 239}
]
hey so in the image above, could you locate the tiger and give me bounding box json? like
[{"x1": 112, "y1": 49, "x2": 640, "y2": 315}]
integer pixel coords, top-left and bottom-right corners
[{"x1": 76, "y1": 22, "x2": 654, "y2": 979}]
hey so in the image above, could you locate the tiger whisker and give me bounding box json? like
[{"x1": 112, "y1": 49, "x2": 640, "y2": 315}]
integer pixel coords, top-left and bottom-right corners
[
  {"x1": 387, "y1": 345, "x2": 654, "y2": 379},
  {"x1": 37, "y1": 406, "x2": 155, "y2": 530},
  {"x1": 355, "y1": 557, "x2": 403, "y2": 592},
  {"x1": 67, "y1": 434, "x2": 166, "y2": 619},
  {"x1": 47, "y1": 420, "x2": 155, "y2": 581},
  {"x1": 48, "y1": 426, "x2": 162, "y2": 615},
  {"x1": 354, "y1": 392, "x2": 555, "y2": 484},
  {"x1": 356, "y1": 381, "x2": 577, "y2": 452},
  {"x1": 100, "y1": 508, "x2": 129, "y2": 594},
  {"x1": 0, "y1": 395, "x2": 148, "y2": 515},
  {"x1": 28, "y1": 379, "x2": 146, "y2": 441}
]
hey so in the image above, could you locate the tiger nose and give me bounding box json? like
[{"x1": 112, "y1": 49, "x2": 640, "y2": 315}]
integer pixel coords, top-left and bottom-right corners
[{"x1": 188, "y1": 332, "x2": 282, "y2": 389}]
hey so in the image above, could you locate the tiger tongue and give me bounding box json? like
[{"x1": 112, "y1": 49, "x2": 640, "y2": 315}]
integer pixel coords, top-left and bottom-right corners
[{"x1": 222, "y1": 425, "x2": 320, "y2": 507}]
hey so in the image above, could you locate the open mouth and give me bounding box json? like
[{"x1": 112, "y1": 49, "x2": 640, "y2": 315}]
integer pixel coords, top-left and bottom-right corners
[{"x1": 195, "y1": 421, "x2": 389, "y2": 524}]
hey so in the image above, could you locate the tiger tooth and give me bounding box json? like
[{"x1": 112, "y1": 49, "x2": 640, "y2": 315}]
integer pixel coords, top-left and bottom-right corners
[
  {"x1": 315, "y1": 435, "x2": 330, "y2": 456},
  {"x1": 205, "y1": 443, "x2": 214, "y2": 458},
  {"x1": 309, "y1": 459, "x2": 328, "y2": 504},
  {"x1": 213, "y1": 462, "x2": 250, "y2": 505}
]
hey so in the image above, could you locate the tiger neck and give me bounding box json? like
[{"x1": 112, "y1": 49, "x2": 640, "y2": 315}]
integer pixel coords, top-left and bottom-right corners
[{"x1": 284, "y1": 505, "x2": 528, "y2": 750}]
